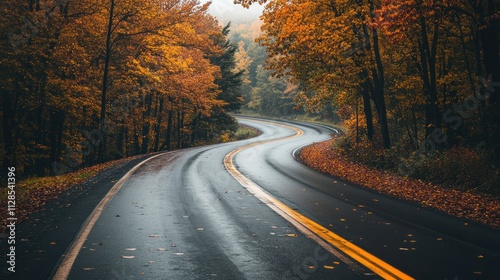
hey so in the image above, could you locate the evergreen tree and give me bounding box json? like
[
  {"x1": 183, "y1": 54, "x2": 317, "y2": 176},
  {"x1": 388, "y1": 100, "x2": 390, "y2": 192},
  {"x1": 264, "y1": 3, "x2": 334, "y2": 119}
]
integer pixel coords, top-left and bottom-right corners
[{"x1": 210, "y1": 23, "x2": 244, "y2": 112}]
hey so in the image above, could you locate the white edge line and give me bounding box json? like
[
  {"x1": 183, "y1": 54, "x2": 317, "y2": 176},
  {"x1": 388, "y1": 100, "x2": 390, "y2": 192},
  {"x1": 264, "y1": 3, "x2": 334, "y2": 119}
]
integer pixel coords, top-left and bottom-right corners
[
  {"x1": 291, "y1": 136, "x2": 331, "y2": 160},
  {"x1": 52, "y1": 152, "x2": 167, "y2": 280}
]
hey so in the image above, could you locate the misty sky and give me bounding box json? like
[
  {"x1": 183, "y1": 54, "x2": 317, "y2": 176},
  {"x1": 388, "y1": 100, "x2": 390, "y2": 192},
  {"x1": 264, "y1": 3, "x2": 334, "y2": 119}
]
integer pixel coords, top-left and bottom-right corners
[{"x1": 205, "y1": 0, "x2": 264, "y2": 24}]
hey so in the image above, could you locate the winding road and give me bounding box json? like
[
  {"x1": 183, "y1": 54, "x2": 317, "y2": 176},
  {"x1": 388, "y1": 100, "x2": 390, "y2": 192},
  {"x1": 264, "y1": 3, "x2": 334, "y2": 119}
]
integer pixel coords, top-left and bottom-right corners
[{"x1": 9, "y1": 117, "x2": 500, "y2": 280}]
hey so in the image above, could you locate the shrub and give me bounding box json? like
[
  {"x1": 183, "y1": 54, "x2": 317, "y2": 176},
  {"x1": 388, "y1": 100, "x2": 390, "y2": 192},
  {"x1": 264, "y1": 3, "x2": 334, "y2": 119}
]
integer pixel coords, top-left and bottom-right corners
[
  {"x1": 336, "y1": 135, "x2": 395, "y2": 170},
  {"x1": 408, "y1": 146, "x2": 498, "y2": 193}
]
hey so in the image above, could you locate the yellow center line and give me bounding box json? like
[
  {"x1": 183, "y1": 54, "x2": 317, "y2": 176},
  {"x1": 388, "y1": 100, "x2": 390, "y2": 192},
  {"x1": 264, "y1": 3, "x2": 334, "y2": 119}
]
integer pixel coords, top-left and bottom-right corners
[{"x1": 224, "y1": 119, "x2": 414, "y2": 280}]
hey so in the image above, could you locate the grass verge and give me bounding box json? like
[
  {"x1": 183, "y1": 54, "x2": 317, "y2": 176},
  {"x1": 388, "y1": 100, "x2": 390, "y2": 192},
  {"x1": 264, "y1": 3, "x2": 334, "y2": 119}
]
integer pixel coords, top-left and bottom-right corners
[{"x1": 232, "y1": 124, "x2": 261, "y2": 140}]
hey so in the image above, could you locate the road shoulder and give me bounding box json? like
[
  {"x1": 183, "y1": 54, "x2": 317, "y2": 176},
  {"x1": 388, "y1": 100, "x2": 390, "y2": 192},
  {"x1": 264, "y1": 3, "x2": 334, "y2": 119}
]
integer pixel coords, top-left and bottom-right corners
[{"x1": 1, "y1": 154, "x2": 152, "y2": 280}]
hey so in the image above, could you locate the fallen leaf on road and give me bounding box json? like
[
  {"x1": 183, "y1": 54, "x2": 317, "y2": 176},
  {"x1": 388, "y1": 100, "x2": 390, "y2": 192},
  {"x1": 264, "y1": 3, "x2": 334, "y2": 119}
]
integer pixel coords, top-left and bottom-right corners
[
  {"x1": 121, "y1": 256, "x2": 135, "y2": 259},
  {"x1": 324, "y1": 265, "x2": 334, "y2": 269}
]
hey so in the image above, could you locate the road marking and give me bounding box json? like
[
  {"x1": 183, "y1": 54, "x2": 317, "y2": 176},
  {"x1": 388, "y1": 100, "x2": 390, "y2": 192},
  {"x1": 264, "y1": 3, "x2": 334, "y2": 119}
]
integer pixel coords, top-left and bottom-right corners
[
  {"x1": 224, "y1": 120, "x2": 414, "y2": 280},
  {"x1": 53, "y1": 153, "x2": 167, "y2": 280}
]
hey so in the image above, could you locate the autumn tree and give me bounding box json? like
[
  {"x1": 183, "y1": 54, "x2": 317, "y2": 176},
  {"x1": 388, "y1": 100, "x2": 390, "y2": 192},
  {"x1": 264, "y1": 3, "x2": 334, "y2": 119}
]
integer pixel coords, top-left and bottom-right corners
[
  {"x1": 1, "y1": 0, "x2": 102, "y2": 175},
  {"x1": 1, "y1": 0, "x2": 245, "y2": 178},
  {"x1": 235, "y1": 0, "x2": 499, "y2": 191},
  {"x1": 234, "y1": 41, "x2": 253, "y2": 107},
  {"x1": 375, "y1": 0, "x2": 499, "y2": 154},
  {"x1": 237, "y1": 0, "x2": 392, "y2": 147},
  {"x1": 230, "y1": 22, "x2": 303, "y2": 116}
]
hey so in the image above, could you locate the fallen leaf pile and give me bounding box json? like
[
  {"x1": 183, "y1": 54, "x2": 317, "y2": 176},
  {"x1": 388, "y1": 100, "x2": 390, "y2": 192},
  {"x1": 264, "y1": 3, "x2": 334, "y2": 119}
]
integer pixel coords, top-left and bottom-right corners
[
  {"x1": 298, "y1": 139, "x2": 500, "y2": 229},
  {"x1": 0, "y1": 155, "x2": 144, "y2": 233}
]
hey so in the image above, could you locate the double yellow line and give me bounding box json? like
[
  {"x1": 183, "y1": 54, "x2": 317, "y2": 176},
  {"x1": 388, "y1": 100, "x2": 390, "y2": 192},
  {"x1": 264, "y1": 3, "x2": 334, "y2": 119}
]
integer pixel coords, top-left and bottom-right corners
[{"x1": 224, "y1": 120, "x2": 414, "y2": 280}]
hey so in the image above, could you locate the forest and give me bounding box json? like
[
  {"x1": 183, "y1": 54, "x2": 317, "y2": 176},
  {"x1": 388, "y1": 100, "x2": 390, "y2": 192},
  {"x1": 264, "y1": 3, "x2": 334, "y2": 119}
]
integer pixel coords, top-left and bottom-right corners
[
  {"x1": 2, "y1": 0, "x2": 500, "y2": 194},
  {"x1": 234, "y1": 0, "x2": 500, "y2": 194},
  {"x1": 1, "y1": 0, "x2": 244, "y2": 177}
]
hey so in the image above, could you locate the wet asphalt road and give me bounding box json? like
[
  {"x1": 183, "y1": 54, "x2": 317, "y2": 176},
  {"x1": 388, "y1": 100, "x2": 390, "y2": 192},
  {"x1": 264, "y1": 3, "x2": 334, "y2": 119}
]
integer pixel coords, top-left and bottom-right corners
[{"x1": 16, "y1": 117, "x2": 500, "y2": 279}]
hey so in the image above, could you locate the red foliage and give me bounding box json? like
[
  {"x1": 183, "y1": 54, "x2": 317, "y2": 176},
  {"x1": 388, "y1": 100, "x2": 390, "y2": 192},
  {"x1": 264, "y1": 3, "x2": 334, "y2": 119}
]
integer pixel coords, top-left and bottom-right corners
[{"x1": 299, "y1": 139, "x2": 500, "y2": 229}]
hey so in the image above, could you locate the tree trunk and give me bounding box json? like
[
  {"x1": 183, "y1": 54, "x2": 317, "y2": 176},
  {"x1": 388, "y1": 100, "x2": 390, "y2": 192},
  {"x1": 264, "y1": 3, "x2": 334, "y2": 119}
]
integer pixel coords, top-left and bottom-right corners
[
  {"x1": 141, "y1": 93, "x2": 152, "y2": 154},
  {"x1": 355, "y1": 97, "x2": 359, "y2": 143},
  {"x1": 153, "y1": 96, "x2": 163, "y2": 151},
  {"x1": 368, "y1": 0, "x2": 391, "y2": 148},
  {"x1": 190, "y1": 114, "x2": 199, "y2": 145},
  {"x1": 361, "y1": 83, "x2": 374, "y2": 141},
  {"x1": 133, "y1": 121, "x2": 140, "y2": 155},
  {"x1": 34, "y1": 73, "x2": 48, "y2": 176},
  {"x1": 478, "y1": 0, "x2": 500, "y2": 161},
  {"x1": 166, "y1": 103, "x2": 173, "y2": 151},
  {"x1": 177, "y1": 111, "x2": 182, "y2": 149},
  {"x1": 418, "y1": 14, "x2": 441, "y2": 137},
  {"x1": 478, "y1": 0, "x2": 500, "y2": 103},
  {"x1": 49, "y1": 109, "x2": 64, "y2": 163},
  {"x1": 371, "y1": 46, "x2": 391, "y2": 148},
  {"x1": 98, "y1": 0, "x2": 115, "y2": 162},
  {"x1": 117, "y1": 118, "x2": 125, "y2": 158}
]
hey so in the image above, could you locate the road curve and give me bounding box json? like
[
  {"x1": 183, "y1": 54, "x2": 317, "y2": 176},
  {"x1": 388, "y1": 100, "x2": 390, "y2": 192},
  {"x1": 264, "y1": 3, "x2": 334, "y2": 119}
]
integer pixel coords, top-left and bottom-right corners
[{"x1": 50, "y1": 117, "x2": 500, "y2": 279}]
